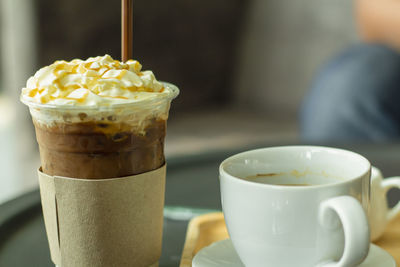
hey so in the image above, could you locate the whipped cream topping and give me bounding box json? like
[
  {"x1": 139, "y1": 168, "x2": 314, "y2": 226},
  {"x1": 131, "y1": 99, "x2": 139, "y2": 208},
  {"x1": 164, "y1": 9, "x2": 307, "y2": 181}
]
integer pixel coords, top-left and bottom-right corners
[{"x1": 21, "y1": 55, "x2": 173, "y2": 107}]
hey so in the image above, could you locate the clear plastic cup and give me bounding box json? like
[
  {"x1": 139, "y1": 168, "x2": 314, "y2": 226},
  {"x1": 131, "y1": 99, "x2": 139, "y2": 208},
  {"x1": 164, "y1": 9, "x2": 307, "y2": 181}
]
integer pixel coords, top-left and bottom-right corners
[{"x1": 21, "y1": 82, "x2": 179, "y2": 179}]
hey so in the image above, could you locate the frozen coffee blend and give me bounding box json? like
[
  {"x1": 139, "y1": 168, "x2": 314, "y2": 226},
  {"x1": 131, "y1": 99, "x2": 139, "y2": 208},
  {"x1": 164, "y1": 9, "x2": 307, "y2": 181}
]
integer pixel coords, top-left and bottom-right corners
[
  {"x1": 21, "y1": 55, "x2": 178, "y2": 179},
  {"x1": 21, "y1": 55, "x2": 178, "y2": 267}
]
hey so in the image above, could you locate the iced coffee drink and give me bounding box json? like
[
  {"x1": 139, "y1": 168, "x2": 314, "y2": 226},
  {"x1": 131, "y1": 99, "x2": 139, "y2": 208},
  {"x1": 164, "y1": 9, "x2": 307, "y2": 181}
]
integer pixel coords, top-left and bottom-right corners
[{"x1": 21, "y1": 55, "x2": 178, "y2": 179}]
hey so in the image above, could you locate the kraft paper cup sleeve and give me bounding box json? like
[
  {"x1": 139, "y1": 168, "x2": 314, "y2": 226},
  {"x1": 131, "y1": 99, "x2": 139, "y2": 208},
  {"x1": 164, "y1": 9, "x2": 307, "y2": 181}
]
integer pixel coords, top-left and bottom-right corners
[{"x1": 38, "y1": 166, "x2": 166, "y2": 267}]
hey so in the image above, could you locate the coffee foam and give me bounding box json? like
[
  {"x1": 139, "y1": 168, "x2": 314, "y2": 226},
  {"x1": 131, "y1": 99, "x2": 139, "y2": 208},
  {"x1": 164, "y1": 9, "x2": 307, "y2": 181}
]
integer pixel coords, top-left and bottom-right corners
[{"x1": 29, "y1": 97, "x2": 171, "y2": 135}]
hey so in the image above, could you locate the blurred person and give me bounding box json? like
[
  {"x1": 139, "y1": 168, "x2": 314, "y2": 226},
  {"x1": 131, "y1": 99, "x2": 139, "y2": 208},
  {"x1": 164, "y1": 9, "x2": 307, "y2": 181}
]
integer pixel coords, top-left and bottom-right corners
[{"x1": 300, "y1": 0, "x2": 400, "y2": 142}]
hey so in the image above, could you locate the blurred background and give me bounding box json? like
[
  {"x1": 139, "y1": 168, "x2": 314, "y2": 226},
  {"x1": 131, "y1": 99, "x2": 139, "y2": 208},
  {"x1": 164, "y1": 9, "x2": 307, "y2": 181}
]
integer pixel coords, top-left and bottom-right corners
[{"x1": 0, "y1": 0, "x2": 358, "y2": 203}]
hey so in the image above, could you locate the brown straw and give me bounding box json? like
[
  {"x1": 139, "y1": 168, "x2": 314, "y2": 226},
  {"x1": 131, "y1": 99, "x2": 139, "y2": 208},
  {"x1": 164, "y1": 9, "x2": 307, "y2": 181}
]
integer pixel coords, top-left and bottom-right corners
[{"x1": 121, "y1": 0, "x2": 133, "y2": 62}]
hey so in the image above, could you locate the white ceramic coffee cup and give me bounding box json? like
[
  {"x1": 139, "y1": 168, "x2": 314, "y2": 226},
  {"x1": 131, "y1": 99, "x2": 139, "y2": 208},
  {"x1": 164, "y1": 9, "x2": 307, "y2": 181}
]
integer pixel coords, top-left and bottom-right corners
[
  {"x1": 220, "y1": 146, "x2": 371, "y2": 267},
  {"x1": 370, "y1": 166, "x2": 400, "y2": 241}
]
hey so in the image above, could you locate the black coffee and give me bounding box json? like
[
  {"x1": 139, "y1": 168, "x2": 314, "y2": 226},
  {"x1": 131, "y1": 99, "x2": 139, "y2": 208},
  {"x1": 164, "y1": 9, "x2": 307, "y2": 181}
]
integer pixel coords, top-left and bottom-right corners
[{"x1": 244, "y1": 173, "x2": 337, "y2": 186}]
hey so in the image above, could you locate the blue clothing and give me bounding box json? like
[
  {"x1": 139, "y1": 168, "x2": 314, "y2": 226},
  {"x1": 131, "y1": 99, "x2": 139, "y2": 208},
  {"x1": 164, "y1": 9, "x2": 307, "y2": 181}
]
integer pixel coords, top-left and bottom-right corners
[{"x1": 300, "y1": 44, "x2": 400, "y2": 142}]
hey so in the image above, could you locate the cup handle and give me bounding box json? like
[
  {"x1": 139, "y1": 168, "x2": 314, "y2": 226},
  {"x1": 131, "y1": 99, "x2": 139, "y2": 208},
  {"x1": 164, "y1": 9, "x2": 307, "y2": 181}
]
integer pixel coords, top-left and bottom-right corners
[
  {"x1": 381, "y1": 177, "x2": 400, "y2": 221},
  {"x1": 317, "y1": 196, "x2": 370, "y2": 267}
]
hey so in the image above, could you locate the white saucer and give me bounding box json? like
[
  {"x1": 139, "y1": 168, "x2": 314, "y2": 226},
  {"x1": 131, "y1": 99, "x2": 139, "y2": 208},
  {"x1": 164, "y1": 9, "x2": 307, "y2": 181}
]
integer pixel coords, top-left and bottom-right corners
[{"x1": 192, "y1": 239, "x2": 396, "y2": 267}]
